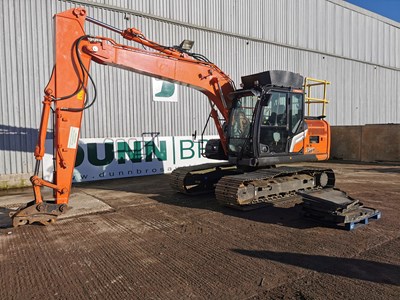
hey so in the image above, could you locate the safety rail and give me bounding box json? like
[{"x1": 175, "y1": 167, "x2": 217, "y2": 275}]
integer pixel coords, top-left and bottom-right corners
[{"x1": 304, "y1": 77, "x2": 330, "y2": 117}]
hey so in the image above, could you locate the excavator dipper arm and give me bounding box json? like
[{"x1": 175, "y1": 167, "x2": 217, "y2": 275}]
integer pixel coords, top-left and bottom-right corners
[{"x1": 11, "y1": 7, "x2": 235, "y2": 226}]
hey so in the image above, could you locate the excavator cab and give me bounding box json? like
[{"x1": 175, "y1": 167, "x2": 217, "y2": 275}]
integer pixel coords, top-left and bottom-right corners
[
  {"x1": 226, "y1": 70, "x2": 316, "y2": 167},
  {"x1": 11, "y1": 8, "x2": 379, "y2": 228}
]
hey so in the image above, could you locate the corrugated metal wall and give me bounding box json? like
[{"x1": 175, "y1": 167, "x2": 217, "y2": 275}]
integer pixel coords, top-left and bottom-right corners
[{"x1": 0, "y1": 0, "x2": 399, "y2": 179}]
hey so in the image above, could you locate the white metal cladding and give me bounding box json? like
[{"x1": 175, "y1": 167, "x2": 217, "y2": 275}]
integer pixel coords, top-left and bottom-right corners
[
  {"x1": 67, "y1": 0, "x2": 400, "y2": 69},
  {"x1": 0, "y1": 0, "x2": 399, "y2": 177}
]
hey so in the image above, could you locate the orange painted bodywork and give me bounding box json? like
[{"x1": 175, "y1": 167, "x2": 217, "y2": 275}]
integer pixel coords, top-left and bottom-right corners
[
  {"x1": 290, "y1": 119, "x2": 330, "y2": 159},
  {"x1": 304, "y1": 119, "x2": 330, "y2": 160},
  {"x1": 31, "y1": 7, "x2": 331, "y2": 206},
  {"x1": 31, "y1": 8, "x2": 234, "y2": 205}
]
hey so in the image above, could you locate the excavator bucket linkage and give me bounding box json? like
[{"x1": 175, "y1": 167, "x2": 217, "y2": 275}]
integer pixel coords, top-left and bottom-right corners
[
  {"x1": 11, "y1": 7, "x2": 381, "y2": 231},
  {"x1": 10, "y1": 201, "x2": 68, "y2": 227}
]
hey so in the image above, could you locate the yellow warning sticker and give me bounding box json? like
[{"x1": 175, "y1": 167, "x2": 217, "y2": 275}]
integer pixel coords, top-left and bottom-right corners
[{"x1": 77, "y1": 89, "x2": 85, "y2": 100}]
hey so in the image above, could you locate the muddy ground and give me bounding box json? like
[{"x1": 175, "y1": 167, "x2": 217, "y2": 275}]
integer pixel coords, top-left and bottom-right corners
[{"x1": 0, "y1": 161, "x2": 399, "y2": 299}]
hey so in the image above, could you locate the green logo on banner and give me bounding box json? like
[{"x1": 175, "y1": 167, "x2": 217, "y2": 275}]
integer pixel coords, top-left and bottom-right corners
[
  {"x1": 75, "y1": 141, "x2": 167, "y2": 167},
  {"x1": 155, "y1": 81, "x2": 175, "y2": 97}
]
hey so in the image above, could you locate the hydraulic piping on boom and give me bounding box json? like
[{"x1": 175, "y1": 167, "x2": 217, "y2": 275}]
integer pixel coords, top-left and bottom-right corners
[{"x1": 11, "y1": 8, "x2": 380, "y2": 230}]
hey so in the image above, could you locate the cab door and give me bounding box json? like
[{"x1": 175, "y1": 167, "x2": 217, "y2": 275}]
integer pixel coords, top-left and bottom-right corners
[
  {"x1": 257, "y1": 91, "x2": 304, "y2": 156},
  {"x1": 287, "y1": 93, "x2": 306, "y2": 153}
]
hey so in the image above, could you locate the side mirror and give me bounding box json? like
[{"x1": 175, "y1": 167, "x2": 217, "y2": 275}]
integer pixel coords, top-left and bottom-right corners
[{"x1": 192, "y1": 130, "x2": 197, "y2": 141}]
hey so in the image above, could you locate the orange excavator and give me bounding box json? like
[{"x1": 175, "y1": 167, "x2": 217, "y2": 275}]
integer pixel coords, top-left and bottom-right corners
[{"x1": 10, "y1": 8, "x2": 380, "y2": 229}]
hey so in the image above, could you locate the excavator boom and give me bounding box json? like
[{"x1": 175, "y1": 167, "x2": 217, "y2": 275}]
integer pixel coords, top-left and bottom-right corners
[
  {"x1": 11, "y1": 7, "x2": 380, "y2": 230},
  {"x1": 11, "y1": 7, "x2": 234, "y2": 226}
]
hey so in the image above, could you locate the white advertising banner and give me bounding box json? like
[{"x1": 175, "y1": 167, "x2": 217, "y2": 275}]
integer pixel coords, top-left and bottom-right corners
[{"x1": 43, "y1": 135, "x2": 222, "y2": 182}]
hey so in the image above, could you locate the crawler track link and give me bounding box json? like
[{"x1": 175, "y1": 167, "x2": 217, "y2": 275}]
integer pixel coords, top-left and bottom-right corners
[{"x1": 169, "y1": 162, "x2": 239, "y2": 195}]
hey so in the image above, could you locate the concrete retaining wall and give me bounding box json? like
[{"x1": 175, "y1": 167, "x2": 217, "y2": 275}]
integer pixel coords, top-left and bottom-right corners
[{"x1": 331, "y1": 124, "x2": 400, "y2": 162}]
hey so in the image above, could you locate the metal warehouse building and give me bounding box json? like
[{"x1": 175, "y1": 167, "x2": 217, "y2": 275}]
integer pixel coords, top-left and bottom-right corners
[{"x1": 1, "y1": 0, "x2": 399, "y2": 188}]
